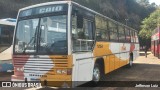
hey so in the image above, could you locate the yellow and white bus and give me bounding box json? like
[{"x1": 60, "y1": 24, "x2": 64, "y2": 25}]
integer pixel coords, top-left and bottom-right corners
[{"x1": 11, "y1": 1, "x2": 139, "y2": 87}]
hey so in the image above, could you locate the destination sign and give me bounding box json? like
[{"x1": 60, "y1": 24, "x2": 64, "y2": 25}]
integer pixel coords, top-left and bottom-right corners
[
  {"x1": 39, "y1": 5, "x2": 63, "y2": 14},
  {"x1": 19, "y1": 4, "x2": 67, "y2": 17}
]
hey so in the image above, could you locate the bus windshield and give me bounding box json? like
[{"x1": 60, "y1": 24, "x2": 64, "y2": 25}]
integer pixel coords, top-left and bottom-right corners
[{"x1": 14, "y1": 15, "x2": 67, "y2": 55}]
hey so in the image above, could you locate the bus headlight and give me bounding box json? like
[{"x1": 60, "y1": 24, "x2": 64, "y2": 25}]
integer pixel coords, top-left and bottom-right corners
[
  {"x1": 16, "y1": 67, "x2": 24, "y2": 72},
  {"x1": 56, "y1": 69, "x2": 62, "y2": 74}
]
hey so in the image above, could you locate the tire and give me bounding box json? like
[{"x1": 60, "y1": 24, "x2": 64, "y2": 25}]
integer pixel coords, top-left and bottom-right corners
[
  {"x1": 128, "y1": 54, "x2": 133, "y2": 68},
  {"x1": 128, "y1": 59, "x2": 133, "y2": 67},
  {"x1": 92, "y1": 64, "x2": 101, "y2": 83}
]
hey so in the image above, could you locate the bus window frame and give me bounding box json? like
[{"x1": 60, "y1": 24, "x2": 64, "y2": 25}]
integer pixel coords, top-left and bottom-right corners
[
  {"x1": 124, "y1": 27, "x2": 131, "y2": 43},
  {"x1": 108, "y1": 20, "x2": 118, "y2": 42},
  {"x1": 118, "y1": 25, "x2": 126, "y2": 43},
  {"x1": 13, "y1": 8, "x2": 69, "y2": 55},
  {"x1": 0, "y1": 24, "x2": 14, "y2": 45},
  {"x1": 71, "y1": 4, "x2": 96, "y2": 53},
  {"x1": 95, "y1": 16, "x2": 110, "y2": 42}
]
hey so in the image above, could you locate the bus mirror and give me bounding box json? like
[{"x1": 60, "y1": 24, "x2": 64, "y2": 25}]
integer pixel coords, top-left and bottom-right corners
[{"x1": 77, "y1": 14, "x2": 83, "y2": 29}]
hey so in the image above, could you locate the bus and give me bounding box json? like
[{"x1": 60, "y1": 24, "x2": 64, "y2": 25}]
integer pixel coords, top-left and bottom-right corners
[
  {"x1": 151, "y1": 26, "x2": 160, "y2": 58},
  {"x1": 0, "y1": 18, "x2": 16, "y2": 60},
  {"x1": 0, "y1": 18, "x2": 16, "y2": 72},
  {"x1": 11, "y1": 1, "x2": 139, "y2": 87}
]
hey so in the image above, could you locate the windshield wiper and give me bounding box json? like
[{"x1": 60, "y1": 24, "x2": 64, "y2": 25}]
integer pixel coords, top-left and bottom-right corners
[{"x1": 23, "y1": 26, "x2": 38, "y2": 53}]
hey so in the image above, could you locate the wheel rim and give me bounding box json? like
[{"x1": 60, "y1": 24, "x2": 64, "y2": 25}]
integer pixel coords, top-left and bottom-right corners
[
  {"x1": 129, "y1": 60, "x2": 133, "y2": 66},
  {"x1": 93, "y1": 67, "x2": 100, "y2": 82}
]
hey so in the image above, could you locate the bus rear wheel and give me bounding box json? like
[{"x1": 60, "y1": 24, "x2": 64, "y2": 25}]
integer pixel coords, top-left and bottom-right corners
[
  {"x1": 129, "y1": 59, "x2": 133, "y2": 67},
  {"x1": 128, "y1": 53, "x2": 133, "y2": 68}
]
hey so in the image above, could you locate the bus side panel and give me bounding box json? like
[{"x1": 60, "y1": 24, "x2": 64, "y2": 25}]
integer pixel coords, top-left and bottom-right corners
[
  {"x1": 119, "y1": 54, "x2": 127, "y2": 67},
  {"x1": 109, "y1": 55, "x2": 115, "y2": 72},
  {"x1": 93, "y1": 42, "x2": 111, "y2": 57},
  {"x1": 94, "y1": 42, "x2": 111, "y2": 74},
  {"x1": 104, "y1": 56, "x2": 110, "y2": 74},
  {"x1": 94, "y1": 42, "x2": 130, "y2": 73},
  {"x1": 114, "y1": 54, "x2": 120, "y2": 70},
  {"x1": 72, "y1": 52, "x2": 94, "y2": 87}
]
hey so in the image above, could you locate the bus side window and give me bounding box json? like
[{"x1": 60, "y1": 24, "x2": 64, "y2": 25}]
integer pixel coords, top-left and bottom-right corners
[
  {"x1": 135, "y1": 31, "x2": 138, "y2": 43},
  {"x1": 95, "y1": 16, "x2": 109, "y2": 41},
  {"x1": 125, "y1": 28, "x2": 131, "y2": 43},
  {"x1": 77, "y1": 14, "x2": 83, "y2": 29},
  {"x1": 108, "y1": 21, "x2": 118, "y2": 42},
  {"x1": 130, "y1": 30, "x2": 134, "y2": 43},
  {"x1": 72, "y1": 15, "x2": 95, "y2": 52},
  {"x1": 133, "y1": 31, "x2": 135, "y2": 43},
  {"x1": 118, "y1": 25, "x2": 125, "y2": 42}
]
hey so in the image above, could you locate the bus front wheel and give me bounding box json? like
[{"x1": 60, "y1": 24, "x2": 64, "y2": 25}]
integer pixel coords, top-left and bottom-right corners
[{"x1": 92, "y1": 64, "x2": 101, "y2": 83}]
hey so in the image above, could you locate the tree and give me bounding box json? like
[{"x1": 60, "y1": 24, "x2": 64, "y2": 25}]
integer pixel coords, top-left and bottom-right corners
[
  {"x1": 139, "y1": 8, "x2": 160, "y2": 48},
  {"x1": 138, "y1": 0, "x2": 150, "y2": 6}
]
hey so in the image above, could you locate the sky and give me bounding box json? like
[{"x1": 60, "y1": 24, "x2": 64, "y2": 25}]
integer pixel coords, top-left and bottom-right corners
[{"x1": 149, "y1": 0, "x2": 160, "y2": 5}]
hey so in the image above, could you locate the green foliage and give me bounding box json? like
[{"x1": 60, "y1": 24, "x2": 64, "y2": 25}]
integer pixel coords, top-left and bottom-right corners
[
  {"x1": 138, "y1": 8, "x2": 160, "y2": 48},
  {"x1": 139, "y1": 9, "x2": 160, "y2": 39}
]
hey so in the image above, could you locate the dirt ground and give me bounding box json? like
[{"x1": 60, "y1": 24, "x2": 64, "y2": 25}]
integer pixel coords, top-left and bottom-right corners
[{"x1": 0, "y1": 72, "x2": 13, "y2": 81}]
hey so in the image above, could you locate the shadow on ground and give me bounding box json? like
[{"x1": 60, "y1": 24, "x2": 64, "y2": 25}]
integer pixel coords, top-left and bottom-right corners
[
  {"x1": 0, "y1": 72, "x2": 13, "y2": 81},
  {"x1": 139, "y1": 52, "x2": 150, "y2": 56}
]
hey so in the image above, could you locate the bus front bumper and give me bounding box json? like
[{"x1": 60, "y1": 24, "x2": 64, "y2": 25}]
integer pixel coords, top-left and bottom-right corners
[{"x1": 11, "y1": 75, "x2": 72, "y2": 87}]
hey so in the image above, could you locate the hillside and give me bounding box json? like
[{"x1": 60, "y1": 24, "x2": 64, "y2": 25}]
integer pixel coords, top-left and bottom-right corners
[{"x1": 0, "y1": 0, "x2": 156, "y2": 30}]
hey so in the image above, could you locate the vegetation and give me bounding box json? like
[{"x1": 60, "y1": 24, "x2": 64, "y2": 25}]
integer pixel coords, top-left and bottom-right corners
[
  {"x1": 73, "y1": 0, "x2": 156, "y2": 30},
  {"x1": 139, "y1": 8, "x2": 160, "y2": 49}
]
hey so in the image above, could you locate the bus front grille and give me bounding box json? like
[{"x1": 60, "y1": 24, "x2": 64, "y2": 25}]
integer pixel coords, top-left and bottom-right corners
[{"x1": 13, "y1": 55, "x2": 71, "y2": 75}]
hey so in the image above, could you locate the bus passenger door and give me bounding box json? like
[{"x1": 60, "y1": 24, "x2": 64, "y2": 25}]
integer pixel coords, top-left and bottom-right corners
[
  {"x1": 72, "y1": 52, "x2": 94, "y2": 86},
  {"x1": 71, "y1": 14, "x2": 95, "y2": 86}
]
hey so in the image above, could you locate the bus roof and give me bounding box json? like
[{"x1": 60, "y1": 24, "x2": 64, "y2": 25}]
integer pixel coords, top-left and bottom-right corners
[
  {"x1": 20, "y1": 1, "x2": 70, "y2": 11},
  {"x1": 0, "y1": 18, "x2": 16, "y2": 26},
  {"x1": 19, "y1": 1, "x2": 137, "y2": 32}
]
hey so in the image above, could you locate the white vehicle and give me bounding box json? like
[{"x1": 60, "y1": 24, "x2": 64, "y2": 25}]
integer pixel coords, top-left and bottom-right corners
[{"x1": 0, "y1": 18, "x2": 16, "y2": 61}]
